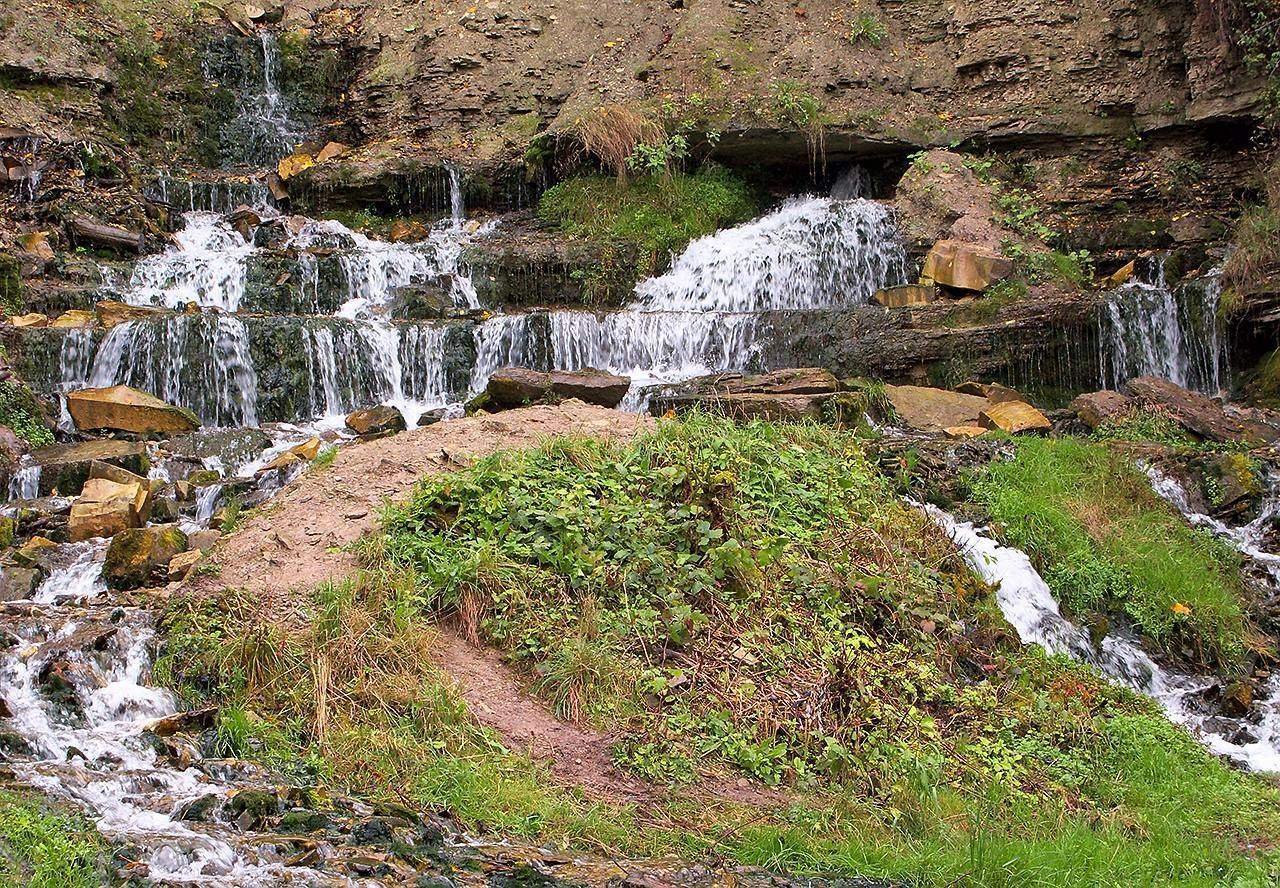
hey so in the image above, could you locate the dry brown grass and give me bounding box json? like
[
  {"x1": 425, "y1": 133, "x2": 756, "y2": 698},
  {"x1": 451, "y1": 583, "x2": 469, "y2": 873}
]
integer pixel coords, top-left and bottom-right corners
[{"x1": 572, "y1": 104, "x2": 666, "y2": 180}]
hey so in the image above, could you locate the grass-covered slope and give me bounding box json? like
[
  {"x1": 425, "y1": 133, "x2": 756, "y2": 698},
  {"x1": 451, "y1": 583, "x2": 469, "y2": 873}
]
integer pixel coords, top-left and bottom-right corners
[
  {"x1": 971, "y1": 437, "x2": 1250, "y2": 667},
  {"x1": 160, "y1": 417, "x2": 1280, "y2": 887},
  {"x1": 0, "y1": 789, "x2": 106, "y2": 887}
]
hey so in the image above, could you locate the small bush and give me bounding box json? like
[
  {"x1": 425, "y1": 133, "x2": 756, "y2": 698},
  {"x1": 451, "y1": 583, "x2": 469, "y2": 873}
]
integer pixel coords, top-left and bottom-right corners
[
  {"x1": 0, "y1": 790, "x2": 105, "y2": 887},
  {"x1": 537, "y1": 166, "x2": 758, "y2": 275},
  {"x1": 847, "y1": 14, "x2": 887, "y2": 47}
]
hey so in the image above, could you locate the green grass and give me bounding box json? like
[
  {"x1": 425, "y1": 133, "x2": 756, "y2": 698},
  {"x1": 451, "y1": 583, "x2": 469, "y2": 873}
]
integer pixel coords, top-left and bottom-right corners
[
  {"x1": 0, "y1": 790, "x2": 105, "y2": 888},
  {"x1": 153, "y1": 418, "x2": 1280, "y2": 887},
  {"x1": 537, "y1": 166, "x2": 758, "y2": 276},
  {"x1": 972, "y1": 437, "x2": 1248, "y2": 666}
]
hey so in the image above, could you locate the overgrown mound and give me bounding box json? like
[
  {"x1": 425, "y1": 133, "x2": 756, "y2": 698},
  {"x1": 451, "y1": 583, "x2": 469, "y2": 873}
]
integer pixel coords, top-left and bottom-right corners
[
  {"x1": 159, "y1": 416, "x2": 1280, "y2": 885},
  {"x1": 972, "y1": 437, "x2": 1251, "y2": 669},
  {"x1": 376, "y1": 419, "x2": 1135, "y2": 791}
]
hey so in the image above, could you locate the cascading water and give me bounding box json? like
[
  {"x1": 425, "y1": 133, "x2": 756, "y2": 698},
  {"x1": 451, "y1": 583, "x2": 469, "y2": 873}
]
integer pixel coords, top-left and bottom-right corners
[
  {"x1": 206, "y1": 31, "x2": 303, "y2": 168},
  {"x1": 125, "y1": 212, "x2": 256, "y2": 311},
  {"x1": 8, "y1": 460, "x2": 41, "y2": 499},
  {"x1": 87, "y1": 316, "x2": 260, "y2": 427},
  {"x1": 1099, "y1": 257, "x2": 1226, "y2": 394},
  {"x1": 927, "y1": 505, "x2": 1280, "y2": 772},
  {"x1": 468, "y1": 196, "x2": 908, "y2": 401}
]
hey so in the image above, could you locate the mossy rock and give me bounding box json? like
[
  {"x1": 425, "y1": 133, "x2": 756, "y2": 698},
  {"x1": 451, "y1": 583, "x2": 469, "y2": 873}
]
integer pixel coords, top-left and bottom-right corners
[{"x1": 103, "y1": 525, "x2": 188, "y2": 590}]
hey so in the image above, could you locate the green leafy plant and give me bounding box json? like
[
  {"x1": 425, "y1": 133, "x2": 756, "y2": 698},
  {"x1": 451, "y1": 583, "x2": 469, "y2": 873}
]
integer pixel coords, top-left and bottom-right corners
[{"x1": 847, "y1": 13, "x2": 887, "y2": 47}]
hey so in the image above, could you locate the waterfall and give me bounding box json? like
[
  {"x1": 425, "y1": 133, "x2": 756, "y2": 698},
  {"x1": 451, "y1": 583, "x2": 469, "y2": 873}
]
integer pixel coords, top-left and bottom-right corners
[
  {"x1": 926, "y1": 505, "x2": 1280, "y2": 772},
  {"x1": 150, "y1": 173, "x2": 273, "y2": 215},
  {"x1": 126, "y1": 212, "x2": 255, "y2": 311},
  {"x1": 634, "y1": 197, "x2": 905, "y2": 312},
  {"x1": 1099, "y1": 257, "x2": 1226, "y2": 394},
  {"x1": 87, "y1": 316, "x2": 259, "y2": 427},
  {"x1": 447, "y1": 165, "x2": 466, "y2": 225},
  {"x1": 8, "y1": 461, "x2": 41, "y2": 500},
  {"x1": 206, "y1": 31, "x2": 302, "y2": 167},
  {"x1": 467, "y1": 197, "x2": 907, "y2": 401}
]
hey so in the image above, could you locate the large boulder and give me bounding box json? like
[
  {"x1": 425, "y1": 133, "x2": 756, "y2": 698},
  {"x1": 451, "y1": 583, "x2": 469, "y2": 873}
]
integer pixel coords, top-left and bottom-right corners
[
  {"x1": 29, "y1": 439, "x2": 148, "y2": 497},
  {"x1": 49, "y1": 310, "x2": 96, "y2": 329},
  {"x1": 921, "y1": 240, "x2": 1013, "y2": 293},
  {"x1": 1122, "y1": 377, "x2": 1280, "y2": 445},
  {"x1": 345, "y1": 405, "x2": 407, "y2": 437},
  {"x1": 883, "y1": 385, "x2": 988, "y2": 432},
  {"x1": 162, "y1": 427, "x2": 272, "y2": 470},
  {"x1": 68, "y1": 477, "x2": 152, "y2": 542},
  {"x1": 67, "y1": 386, "x2": 200, "y2": 435},
  {"x1": 104, "y1": 525, "x2": 188, "y2": 590},
  {"x1": 0, "y1": 567, "x2": 41, "y2": 602},
  {"x1": 486, "y1": 367, "x2": 630, "y2": 409}
]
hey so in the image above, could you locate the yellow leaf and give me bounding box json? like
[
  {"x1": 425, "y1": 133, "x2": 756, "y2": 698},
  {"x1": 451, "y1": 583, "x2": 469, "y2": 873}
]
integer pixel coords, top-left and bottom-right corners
[
  {"x1": 277, "y1": 152, "x2": 315, "y2": 180},
  {"x1": 1171, "y1": 602, "x2": 1192, "y2": 616}
]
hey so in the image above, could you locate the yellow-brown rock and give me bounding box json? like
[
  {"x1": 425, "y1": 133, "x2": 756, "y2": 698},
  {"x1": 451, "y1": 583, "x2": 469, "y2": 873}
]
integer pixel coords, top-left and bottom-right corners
[
  {"x1": 944, "y1": 425, "x2": 989, "y2": 439},
  {"x1": 168, "y1": 548, "x2": 204, "y2": 581},
  {"x1": 9, "y1": 313, "x2": 48, "y2": 328},
  {"x1": 95, "y1": 300, "x2": 163, "y2": 329},
  {"x1": 67, "y1": 386, "x2": 200, "y2": 435},
  {"x1": 921, "y1": 240, "x2": 1013, "y2": 292},
  {"x1": 277, "y1": 151, "x2": 314, "y2": 180},
  {"x1": 315, "y1": 141, "x2": 350, "y2": 164},
  {"x1": 50, "y1": 309, "x2": 96, "y2": 329},
  {"x1": 68, "y1": 477, "x2": 152, "y2": 541},
  {"x1": 979, "y1": 400, "x2": 1053, "y2": 435},
  {"x1": 259, "y1": 436, "x2": 322, "y2": 473},
  {"x1": 884, "y1": 385, "x2": 988, "y2": 432},
  {"x1": 873, "y1": 284, "x2": 936, "y2": 308},
  {"x1": 1102, "y1": 260, "x2": 1136, "y2": 289}
]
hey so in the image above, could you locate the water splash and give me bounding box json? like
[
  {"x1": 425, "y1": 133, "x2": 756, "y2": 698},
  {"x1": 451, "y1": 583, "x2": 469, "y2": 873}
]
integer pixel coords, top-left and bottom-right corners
[
  {"x1": 1099, "y1": 257, "x2": 1226, "y2": 394},
  {"x1": 125, "y1": 212, "x2": 255, "y2": 311}
]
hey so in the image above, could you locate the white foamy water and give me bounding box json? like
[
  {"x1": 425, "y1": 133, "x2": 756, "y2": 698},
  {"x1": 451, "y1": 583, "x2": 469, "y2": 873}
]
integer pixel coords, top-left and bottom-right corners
[
  {"x1": 1100, "y1": 257, "x2": 1226, "y2": 395},
  {"x1": 8, "y1": 460, "x2": 41, "y2": 499},
  {"x1": 927, "y1": 505, "x2": 1280, "y2": 772},
  {"x1": 468, "y1": 195, "x2": 907, "y2": 404}
]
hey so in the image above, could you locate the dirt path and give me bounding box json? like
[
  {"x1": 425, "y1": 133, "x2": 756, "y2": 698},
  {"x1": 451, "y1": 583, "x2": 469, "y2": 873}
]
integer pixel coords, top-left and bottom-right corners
[{"x1": 190, "y1": 401, "x2": 657, "y2": 801}]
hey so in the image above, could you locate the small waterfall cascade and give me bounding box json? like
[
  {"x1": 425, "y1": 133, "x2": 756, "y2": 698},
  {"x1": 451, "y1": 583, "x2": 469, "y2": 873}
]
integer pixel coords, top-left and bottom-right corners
[
  {"x1": 205, "y1": 30, "x2": 303, "y2": 168},
  {"x1": 468, "y1": 196, "x2": 908, "y2": 400},
  {"x1": 1099, "y1": 256, "x2": 1226, "y2": 394},
  {"x1": 8, "y1": 459, "x2": 41, "y2": 499},
  {"x1": 927, "y1": 505, "x2": 1280, "y2": 772}
]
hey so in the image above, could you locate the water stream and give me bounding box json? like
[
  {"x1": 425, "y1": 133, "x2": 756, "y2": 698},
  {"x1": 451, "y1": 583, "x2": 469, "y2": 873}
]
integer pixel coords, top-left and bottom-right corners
[{"x1": 927, "y1": 505, "x2": 1280, "y2": 772}]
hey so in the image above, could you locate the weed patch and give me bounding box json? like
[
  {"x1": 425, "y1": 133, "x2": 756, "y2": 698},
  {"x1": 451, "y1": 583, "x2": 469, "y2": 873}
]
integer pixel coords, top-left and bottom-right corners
[{"x1": 537, "y1": 167, "x2": 757, "y2": 278}]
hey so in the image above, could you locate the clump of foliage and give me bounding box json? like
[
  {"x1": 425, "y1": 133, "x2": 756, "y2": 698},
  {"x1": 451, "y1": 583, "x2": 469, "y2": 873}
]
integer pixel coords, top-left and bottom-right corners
[
  {"x1": 1093, "y1": 409, "x2": 1196, "y2": 448},
  {"x1": 0, "y1": 381, "x2": 52, "y2": 447},
  {"x1": 537, "y1": 166, "x2": 758, "y2": 279},
  {"x1": 1223, "y1": 201, "x2": 1280, "y2": 294},
  {"x1": 0, "y1": 789, "x2": 105, "y2": 887},
  {"x1": 847, "y1": 13, "x2": 887, "y2": 48},
  {"x1": 972, "y1": 437, "x2": 1249, "y2": 666}
]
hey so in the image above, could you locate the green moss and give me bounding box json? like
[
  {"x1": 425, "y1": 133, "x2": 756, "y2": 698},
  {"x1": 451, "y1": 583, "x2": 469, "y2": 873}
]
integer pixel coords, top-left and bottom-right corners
[
  {"x1": 537, "y1": 166, "x2": 758, "y2": 278},
  {"x1": 973, "y1": 437, "x2": 1249, "y2": 666},
  {"x1": 0, "y1": 789, "x2": 106, "y2": 887},
  {"x1": 0, "y1": 381, "x2": 52, "y2": 447},
  {"x1": 0, "y1": 254, "x2": 21, "y2": 316}
]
